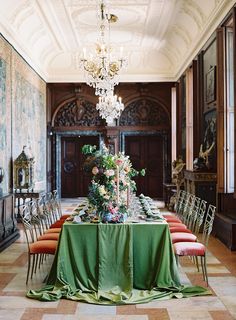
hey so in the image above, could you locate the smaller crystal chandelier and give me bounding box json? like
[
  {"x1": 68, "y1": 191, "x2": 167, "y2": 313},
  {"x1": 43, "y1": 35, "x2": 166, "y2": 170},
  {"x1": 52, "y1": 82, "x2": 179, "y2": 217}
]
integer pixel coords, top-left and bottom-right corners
[
  {"x1": 96, "y1": 92, "x2": 124, "y2": 125},
  {"x1": 79, "y1": 0, "x2": 126, "y2": 97}
]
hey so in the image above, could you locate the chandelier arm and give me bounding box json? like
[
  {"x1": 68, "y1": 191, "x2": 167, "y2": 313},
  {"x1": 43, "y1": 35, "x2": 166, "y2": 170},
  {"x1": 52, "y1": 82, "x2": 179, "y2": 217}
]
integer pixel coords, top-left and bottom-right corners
[{"x1": 79, "y1": 1, "x2": 127, "y2": 97}]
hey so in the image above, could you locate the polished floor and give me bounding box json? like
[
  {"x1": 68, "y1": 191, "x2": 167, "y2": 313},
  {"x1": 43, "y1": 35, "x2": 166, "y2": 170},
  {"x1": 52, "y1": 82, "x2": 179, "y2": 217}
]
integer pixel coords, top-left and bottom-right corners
[{"x1": 0, "y1": 199, "x2": 236, "y2": 320}]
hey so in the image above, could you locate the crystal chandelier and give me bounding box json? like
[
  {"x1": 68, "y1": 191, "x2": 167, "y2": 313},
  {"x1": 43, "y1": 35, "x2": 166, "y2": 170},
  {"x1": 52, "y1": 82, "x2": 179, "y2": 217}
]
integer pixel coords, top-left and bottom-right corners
[
  {"x1": 79, "y1": 0, "x2": 126, "y2": 97},
  {"x1": 96, "y1": 92, "x2": 124, "y2": 125}
]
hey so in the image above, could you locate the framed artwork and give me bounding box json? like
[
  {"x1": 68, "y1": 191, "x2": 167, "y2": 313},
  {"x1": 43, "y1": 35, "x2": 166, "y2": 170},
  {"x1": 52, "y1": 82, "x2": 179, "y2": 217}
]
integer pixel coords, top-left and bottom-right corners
[{"x1": 206, "y1": 66, "x2": 216, "y2": 104}]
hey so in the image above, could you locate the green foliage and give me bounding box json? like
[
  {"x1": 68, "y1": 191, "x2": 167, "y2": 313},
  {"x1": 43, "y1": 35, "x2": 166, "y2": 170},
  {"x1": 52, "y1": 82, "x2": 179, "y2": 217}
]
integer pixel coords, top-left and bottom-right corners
[
  {"x1": 82, "y1": 143, "x2": 146, "y2": 218},
  {"x1": 81, "y1": 144, "x2": 97, "y2": 155}
]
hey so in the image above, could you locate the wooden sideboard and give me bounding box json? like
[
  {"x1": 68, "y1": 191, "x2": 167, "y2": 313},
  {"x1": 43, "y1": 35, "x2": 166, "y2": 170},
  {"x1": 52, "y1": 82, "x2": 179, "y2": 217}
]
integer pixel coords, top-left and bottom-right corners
[
  {"x1": 0, "y1": 194, "x2": 19, "y2": 252},
  {"x1": 184, "y1": 170, "x2": 217, "y2": 206}
]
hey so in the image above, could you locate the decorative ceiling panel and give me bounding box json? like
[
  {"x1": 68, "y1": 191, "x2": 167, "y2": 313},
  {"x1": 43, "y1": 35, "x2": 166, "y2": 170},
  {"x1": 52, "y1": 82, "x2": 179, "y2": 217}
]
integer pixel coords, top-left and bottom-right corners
[{"x1": 0, "y1": 0, "x2": 234, "y2": 82}]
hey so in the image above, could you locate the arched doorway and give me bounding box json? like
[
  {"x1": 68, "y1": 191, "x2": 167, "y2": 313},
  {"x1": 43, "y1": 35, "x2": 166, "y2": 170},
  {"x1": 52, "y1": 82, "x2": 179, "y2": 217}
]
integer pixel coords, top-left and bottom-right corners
[
  {"x1": 51, "y1": 97, "x2": 103, "y2": 197},
  {"x1": 119, "y1": 98, "x2": 170, "y2": 199}
]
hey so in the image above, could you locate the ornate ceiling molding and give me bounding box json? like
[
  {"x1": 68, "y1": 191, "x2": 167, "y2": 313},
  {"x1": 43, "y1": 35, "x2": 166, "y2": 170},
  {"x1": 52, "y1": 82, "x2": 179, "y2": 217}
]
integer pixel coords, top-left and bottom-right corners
[{"x1": 0, "y1": 0, "x2": 234, "y2": 82}]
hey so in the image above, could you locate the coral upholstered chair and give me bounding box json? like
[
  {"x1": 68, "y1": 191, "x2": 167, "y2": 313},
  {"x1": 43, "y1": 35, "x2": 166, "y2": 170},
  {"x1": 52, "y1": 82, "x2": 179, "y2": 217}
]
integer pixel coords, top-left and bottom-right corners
[
  {"x1": 20, "y1": 203, "x2": 58, "y2": 284},
  {"x1": 170, "y1": 197, "x2": 202, "y2": 240},
  {"x1": 173, "y1": 204, "x2": 216, "y2": 285},
  {"x1": 171, "y1": 232, "x2": 197, "y2": 244},
  {"x1": 169, "y1": 198, "x2": 206, "y2": 234}
]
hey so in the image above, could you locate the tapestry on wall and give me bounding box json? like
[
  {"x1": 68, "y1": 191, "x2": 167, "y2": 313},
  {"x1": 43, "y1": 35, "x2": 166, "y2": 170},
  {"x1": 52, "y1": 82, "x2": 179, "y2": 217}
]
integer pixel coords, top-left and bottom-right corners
[
  {"x1": 0, "y1": 36, "x2": 11, "y2": 195},
  {"x1": 11, "y1": 50, "x2": 46, "y2": 190}
]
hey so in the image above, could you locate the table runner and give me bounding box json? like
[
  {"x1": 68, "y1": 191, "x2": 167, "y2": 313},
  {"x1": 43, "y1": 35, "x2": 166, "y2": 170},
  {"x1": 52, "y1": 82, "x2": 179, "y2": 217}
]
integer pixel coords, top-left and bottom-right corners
[{"x1": 27, "y1": 222, "x2": 211, "y2": 304}]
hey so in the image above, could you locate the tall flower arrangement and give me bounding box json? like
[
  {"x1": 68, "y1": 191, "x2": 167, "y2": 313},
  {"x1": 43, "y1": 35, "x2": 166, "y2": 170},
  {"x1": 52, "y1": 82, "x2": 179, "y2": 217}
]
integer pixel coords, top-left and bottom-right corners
[{"x1": 82, "y1": 144, "x2": 145, "y2": 222}]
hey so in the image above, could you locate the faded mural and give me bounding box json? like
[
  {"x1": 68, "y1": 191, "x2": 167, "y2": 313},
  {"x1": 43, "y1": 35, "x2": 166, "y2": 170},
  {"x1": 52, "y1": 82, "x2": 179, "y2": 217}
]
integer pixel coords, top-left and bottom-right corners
[
  {"x1": 0, "y1": 34, "x2": 46, "y2": 194},
  {"x1": 0, "y1": 37, "x2": 11, "y2": 195}
]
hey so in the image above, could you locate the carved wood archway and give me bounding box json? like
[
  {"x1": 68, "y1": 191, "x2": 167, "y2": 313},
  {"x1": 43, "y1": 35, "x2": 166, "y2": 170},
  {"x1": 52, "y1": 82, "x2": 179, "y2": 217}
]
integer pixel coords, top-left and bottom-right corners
[
  {"x1": 52, "y1": 97, "x2": 104, "y2": 127},
  {"x1": 119, "y1": 97, "x2": 170, "y2": 127}
]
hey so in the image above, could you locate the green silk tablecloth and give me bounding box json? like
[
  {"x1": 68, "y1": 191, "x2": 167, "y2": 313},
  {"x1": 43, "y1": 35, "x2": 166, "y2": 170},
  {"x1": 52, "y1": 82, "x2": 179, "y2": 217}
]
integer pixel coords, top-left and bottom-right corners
[{"x1": 27, "y1": 222, "x2": 211, "y2": 304}]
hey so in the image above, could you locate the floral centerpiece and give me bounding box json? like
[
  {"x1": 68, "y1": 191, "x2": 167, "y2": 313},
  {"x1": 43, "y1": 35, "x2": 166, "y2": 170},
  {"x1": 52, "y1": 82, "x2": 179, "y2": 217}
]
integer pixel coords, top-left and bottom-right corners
[{"x1": 82, "y1": 143, "x2": 145, "y2": 223}]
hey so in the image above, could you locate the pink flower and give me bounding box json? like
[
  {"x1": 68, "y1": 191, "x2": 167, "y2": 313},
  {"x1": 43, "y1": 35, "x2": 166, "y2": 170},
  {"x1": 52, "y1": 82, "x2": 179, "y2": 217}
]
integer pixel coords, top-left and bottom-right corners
[
  {"x1": 108, "y1": 205, "x2": 119, "y2": 214},
  {"x1": 115, "y1": 159, "x2": 123, "y2": 166},
  {"x1": 92, "y1": 166, "x2": 99, "y2": 175}
]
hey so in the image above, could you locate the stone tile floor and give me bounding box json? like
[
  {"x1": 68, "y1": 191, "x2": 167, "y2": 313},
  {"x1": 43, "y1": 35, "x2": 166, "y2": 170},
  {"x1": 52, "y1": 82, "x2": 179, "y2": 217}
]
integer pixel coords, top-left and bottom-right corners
[{"x1": 0, "y1": 198, "x2": 236, "y2": 320}]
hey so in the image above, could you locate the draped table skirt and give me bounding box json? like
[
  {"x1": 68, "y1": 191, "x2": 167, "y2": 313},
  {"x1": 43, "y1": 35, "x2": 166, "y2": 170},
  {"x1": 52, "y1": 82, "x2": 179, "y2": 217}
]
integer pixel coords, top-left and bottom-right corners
[{"x1": 27, "y1": 222, "x2": 211, "y2": 304}]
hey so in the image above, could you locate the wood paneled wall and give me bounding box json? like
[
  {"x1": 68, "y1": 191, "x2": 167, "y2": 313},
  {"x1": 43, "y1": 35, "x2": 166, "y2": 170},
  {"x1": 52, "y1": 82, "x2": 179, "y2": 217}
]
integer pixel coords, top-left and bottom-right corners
[{"x1": 46, "y1": 82, "x2": 174, "y2": 191}]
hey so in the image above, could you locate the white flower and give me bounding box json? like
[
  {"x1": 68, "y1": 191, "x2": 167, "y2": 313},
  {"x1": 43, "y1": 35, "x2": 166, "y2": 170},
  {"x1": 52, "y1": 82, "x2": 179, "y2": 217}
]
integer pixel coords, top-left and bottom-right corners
[
  {"x1": 98, "y1": 185, "x2": 106, "y2": 195},
  {"x1": 104, "y1": 169, "x2": 115, "y2": 177}
]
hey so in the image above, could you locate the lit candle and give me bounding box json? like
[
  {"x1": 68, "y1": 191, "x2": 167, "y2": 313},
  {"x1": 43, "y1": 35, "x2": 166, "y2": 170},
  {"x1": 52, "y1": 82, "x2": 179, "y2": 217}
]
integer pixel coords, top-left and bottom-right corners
[
  {"x1": 83, "y1": 48, "x2": 87, "y2": 59},
  {"x1": 116, "y1": 165, "x2": 119, "y2": 205},
  {"x1": 120, "y1": 46, "x2": 123, "y2": 58}
]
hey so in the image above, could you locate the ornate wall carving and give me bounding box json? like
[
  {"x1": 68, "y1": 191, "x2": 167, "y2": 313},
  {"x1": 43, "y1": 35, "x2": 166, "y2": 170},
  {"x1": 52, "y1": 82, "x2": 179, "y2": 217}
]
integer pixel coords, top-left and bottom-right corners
[
  {"x1": 119, "y1": 98, "x2": 169, "y2": 126},
  {"x1": 53, "y1": 99, "x2": 104, "y2": 127}
]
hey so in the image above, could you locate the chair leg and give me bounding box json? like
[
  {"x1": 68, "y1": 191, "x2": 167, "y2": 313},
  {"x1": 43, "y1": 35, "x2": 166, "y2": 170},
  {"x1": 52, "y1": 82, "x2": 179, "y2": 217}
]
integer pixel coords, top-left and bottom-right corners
[
  {"x1": 200, "y1": 256, "x2": 206, "y2": 281},
  {"x1": 175, "y1": 254, "x2": 179, "y2": 266},
  {"x1": 34, "y1": 254, "x2": 39, "y2": 273},
  {"x1": 26, "y1": 253, "x2": 31, "y2": 284},
  {"x1": 31, "y1": 254, "x2": 36, "y2": 279},
  {"x1": 40, "y1": 253, "x2": 45, "y2": 265},
  {"x1": 195, "y1": 256, "x2": 200, "y2": 272},
  {"x1": 202, "y1": 255, "x2": 208, "y2": 286}
]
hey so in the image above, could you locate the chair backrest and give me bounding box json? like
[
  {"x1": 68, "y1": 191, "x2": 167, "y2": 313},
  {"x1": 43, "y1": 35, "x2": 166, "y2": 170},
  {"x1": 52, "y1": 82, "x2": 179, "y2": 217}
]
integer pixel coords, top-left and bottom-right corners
[
  {"x1": 174, "y1": 190, "x2": 183, "y2": 212},
  {"x1": 202, "y1": 204, "x2": 216, "y2": 246},
  {"x1": 176, "y1": 190, "x2": 187, "y2": 216},
  {"x1": 181, "y1": 192, "x2": 194, "y2": 223},
  {"x1": 30, "y1": 199, "x2": 45, "y2": 236},
  {"x1": 46, "y1": 191, "x2": 59, "y2": 222},
  {"x1": 36, "y1": 195, "x2": 51, "y2": 231},
  {"x1": 194, "y1": 199, "x2": 207, "y2": 234},
  {"x1": 20, "y1": 201, "x2": 39, "y2": 249},
  {"x1": 187, "y1": 196, "x2": 201, "y2": 231},
  {"x1": 52, "y1": 189, "x2": 62, "y2": 219}
]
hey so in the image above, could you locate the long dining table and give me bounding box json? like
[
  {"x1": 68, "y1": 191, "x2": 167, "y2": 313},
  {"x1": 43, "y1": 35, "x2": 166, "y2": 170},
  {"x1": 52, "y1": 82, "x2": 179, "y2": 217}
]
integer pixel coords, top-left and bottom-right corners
[{"x1": 27, "y1": 220, "x2": 210, "y2": 304}]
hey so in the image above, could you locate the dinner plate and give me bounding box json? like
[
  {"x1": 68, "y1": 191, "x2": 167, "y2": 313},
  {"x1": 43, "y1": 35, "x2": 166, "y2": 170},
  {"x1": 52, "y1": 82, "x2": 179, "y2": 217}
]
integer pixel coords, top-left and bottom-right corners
[{"x1": 152, "y1": 209, "x2": 160, "y2": 214}]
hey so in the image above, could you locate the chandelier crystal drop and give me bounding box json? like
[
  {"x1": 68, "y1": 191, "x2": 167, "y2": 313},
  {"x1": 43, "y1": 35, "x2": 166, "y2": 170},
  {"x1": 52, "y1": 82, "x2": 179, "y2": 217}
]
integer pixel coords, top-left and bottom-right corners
[
  {"x1": 79, "y1": 0, "x2": 126, "y2": 97},
  {"x1": 96, "y1": 92, "x2": 124, "y2": 125}
]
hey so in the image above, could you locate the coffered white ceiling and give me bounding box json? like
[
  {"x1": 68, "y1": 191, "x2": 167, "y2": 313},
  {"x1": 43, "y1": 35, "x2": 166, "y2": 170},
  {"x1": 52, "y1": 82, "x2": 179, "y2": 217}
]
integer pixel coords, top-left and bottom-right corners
[{"x1": 0, "y1": 0, "x2": 234, "y2": 82}]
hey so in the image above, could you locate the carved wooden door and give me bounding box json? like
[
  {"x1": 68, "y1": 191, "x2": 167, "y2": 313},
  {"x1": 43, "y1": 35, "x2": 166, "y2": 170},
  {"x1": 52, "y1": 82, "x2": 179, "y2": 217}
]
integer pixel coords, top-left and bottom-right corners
[
  {"x1": 61, "y1": 136, "x2": 99, "y2": 197},
  {"x1": 125, "y1": 135, "x2": 163, "y2": 198}
]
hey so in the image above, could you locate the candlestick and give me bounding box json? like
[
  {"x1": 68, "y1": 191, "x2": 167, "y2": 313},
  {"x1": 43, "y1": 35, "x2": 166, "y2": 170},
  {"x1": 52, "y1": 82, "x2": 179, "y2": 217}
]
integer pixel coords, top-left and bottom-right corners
[
  {"x1": 116, "y1": 165, "x2": 119, "y2": 205},
  {"x1": 127, "y1": 183, "x2": 130, "y2": 208}
]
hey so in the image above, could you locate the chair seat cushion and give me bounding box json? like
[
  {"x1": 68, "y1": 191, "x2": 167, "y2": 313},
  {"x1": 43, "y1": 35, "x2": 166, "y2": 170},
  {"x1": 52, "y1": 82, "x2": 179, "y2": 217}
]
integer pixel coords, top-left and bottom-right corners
[
  {"x1": 38, "y1": 233, "x2": 60, "y2": 241},
  {"x1": 171, "y1": 232, "x2": 197, "y2": 244},
  {"x1": 29, "y1": 240, "x2": 57, "y2": 254},
  {"x1": 169, "y1": 226, "x2": 192, "y2": 233},
  {"x1": 174, "y1": 242, "x2": 206, "y2": 256},
  {"x1": 162, "y1": 213, "x2": 176, "y2": 218},
  {"x1": 168, "y1": 222, "x2": 187, "y2": 228},
  {"x1": 50, "y1": 220, "x2": 64, "y2": 228},
  {"x1": 45, "y1": 228, "x2": 61, "y2": 233},
  {"x1": 165, "y1": 217, "x2": 182, "y2": 223},
  {"x1": 60, "y1": 214, "x2": 71, "y2": 220}
]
